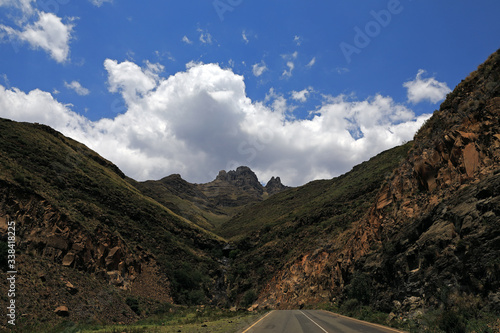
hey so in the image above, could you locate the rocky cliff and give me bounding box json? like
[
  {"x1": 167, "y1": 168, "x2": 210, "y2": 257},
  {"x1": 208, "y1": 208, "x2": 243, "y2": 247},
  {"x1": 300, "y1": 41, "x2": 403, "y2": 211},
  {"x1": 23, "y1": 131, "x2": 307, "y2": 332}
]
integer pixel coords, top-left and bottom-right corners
[{"x1": 256, "y1": 50, "x2": 500, "y2": 324}]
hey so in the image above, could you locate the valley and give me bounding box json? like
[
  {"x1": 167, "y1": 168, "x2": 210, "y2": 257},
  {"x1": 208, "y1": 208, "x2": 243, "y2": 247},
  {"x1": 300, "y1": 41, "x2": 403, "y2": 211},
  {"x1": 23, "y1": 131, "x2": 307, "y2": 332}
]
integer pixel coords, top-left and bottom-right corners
[{"x1": 0, "y1": 49, "x2": 499, "y2": 332}]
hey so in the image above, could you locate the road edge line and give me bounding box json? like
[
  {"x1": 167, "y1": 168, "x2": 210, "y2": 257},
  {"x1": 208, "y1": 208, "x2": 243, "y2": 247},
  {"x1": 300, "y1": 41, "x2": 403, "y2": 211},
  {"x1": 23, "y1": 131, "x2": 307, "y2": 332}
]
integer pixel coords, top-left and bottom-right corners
[
  {"x1": 241, "y1": 310, "x2": 274, "y2": 333},
  {"x1": 300, "y1": 310, "x2": 329, "y2": 333},
  {"x1": 320, "y1": 310, "x2": 408, "y2": 333}
]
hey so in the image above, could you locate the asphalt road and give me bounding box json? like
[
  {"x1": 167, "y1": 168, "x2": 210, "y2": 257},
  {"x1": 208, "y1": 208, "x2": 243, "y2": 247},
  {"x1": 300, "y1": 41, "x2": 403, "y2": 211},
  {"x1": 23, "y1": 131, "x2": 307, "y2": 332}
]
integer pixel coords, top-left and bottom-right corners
[{"x1": 241, "y1": 310, "x2": 404, "y2": 333}]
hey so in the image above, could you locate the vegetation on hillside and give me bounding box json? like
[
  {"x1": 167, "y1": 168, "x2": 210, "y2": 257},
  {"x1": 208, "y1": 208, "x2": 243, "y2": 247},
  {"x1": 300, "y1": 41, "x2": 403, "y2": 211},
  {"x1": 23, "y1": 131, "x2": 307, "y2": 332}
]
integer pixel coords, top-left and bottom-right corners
[{"x1": 221, "y1": 142, "x2": 412, "y2": 305}]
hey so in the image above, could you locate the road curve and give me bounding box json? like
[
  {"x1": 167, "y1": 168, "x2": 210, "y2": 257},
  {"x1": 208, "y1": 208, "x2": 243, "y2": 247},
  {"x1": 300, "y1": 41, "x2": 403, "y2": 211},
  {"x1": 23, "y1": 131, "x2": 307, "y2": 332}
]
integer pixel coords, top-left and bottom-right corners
[{"x1": 241, "y1": 310, "x2": 405, "y2": 333}]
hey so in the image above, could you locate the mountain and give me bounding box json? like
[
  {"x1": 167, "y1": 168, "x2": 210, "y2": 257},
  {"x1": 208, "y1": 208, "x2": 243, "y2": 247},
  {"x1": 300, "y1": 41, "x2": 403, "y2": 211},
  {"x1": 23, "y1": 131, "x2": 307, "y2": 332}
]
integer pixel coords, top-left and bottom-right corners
[
  {"x1": 219, "y1": 142, "x2": 412, "y2": 306},
  {"x1": 242, "y1": 49, "x2": 500, "y2": 329},
  {"x1": 0, "y1": 119, "x2": 226, "y2": 330},
  {"x1": 0, "y1": 49, "x2": 498, "y2": 332},
  {"x1": 133, "y1": 166, "x2": 290, "y2": 231}
]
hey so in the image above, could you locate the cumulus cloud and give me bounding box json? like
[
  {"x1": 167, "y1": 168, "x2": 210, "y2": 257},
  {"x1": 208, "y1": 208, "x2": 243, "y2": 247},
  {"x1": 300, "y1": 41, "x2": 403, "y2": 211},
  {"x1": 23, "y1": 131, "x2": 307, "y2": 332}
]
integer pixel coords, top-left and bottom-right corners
[
  {"x1": 182, "y1": 35, "x2": 192, "y2": 44},
  {"x1": 0, "y1": 61, "x2": 430, "y2": 186},
  {"x1": 0, "y1": 85, "x2": 90, "y2": 140},
  {"x1": 104, "y1": 59, "x2": 162, "y2": 104},
  {"x1": 64, "y1": 80, "x2": 90, "y2": 96},
  {"x1": 403, "y1": 69, "x2": 451, "y2": 104},
  {"x1": 0, "y1": 11, "x2": 74, "y2": 63},
  {"x1": 252, "y1": 61, "x2": 267, "y2": 77}
]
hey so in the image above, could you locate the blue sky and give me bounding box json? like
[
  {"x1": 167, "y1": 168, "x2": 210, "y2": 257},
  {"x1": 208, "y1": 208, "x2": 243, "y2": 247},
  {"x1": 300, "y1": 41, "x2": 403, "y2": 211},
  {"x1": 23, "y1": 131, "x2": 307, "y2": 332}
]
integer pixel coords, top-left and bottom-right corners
[{"x1": 0, "y1": 0, "x2": 499, "y2": 186}]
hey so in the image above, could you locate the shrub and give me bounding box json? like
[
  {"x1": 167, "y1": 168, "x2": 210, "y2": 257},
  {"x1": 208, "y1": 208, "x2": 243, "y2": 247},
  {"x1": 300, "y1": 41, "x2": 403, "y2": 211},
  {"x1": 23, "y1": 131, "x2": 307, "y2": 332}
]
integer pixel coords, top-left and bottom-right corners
[
  {"x1": 438, "y1": 310, "x2": 467, "y2": 333},
  {"x1": 126, "y1": 297, "x2": 140, "y2": 315},
  {"x1": 241, "y1": 290, "x2": 257, "y2": 308},
  {"x1": 340, "y1": 299, "x2": 360, "y2": 316},
  {"x1": 347, "y1": 273, "x2": 372, "y2": 305}
]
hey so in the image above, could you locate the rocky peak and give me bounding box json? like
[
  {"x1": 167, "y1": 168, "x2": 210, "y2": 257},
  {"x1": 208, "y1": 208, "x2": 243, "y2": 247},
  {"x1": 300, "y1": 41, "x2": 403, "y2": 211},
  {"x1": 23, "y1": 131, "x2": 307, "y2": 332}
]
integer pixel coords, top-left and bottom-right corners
[
  {"x1": 265, "y1": 176, "x2": 290, "y2": 195},
  {"x1": 215, "y1": 166, "x2": 262, "y2": 193}
]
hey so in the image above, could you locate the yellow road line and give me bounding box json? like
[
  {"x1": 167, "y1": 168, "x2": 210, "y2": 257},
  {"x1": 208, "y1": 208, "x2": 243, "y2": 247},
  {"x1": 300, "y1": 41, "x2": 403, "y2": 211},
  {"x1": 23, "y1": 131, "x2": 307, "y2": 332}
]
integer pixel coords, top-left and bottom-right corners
[{"x1": 241, "y1": 310, "x2": 274, "y2": 333}]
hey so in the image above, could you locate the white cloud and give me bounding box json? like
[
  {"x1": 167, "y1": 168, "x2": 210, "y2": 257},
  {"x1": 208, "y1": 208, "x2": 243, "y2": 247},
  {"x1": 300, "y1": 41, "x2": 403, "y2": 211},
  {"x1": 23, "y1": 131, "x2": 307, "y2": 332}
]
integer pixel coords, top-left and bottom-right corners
[
  {"x1": 0, "y1": 11, "x2": 74, "y2": 63},
  {"x1": 403, "y1": 69, "x2": 451, "y2": 104},
  {"x1": 294, "y1": 35, "x2": 302, "y2": 46},
  {"x1": 0, "y1": 85, "x2": 91, "y2": 140},
  {"x1": 0, "y1": 61, "x2": 430, "y2": 187},
  {"x1": 282, "y1": 61, "x2": 295, "y2": 78},
  {"x1": 252, "y1": 61, "x2": 267, "y2": 77},
  {"x1": 1, "y1": 74, "x2": 9, "y2": 87},
  {"x1": 242, "y1": 30, "x2": 249, "y2": 44},
  {"x1": 197, "y1": 28, "x2": 213, "y2": 44},
  {"x1": 0, "y1": 0, "x2": 35, "y2": 17},
  {"x1": 64, "y1": 81, "x2": 90, "y2": 96},
  {"x1": 182, "y1": 35, "x2": 192, "y2": 44},
  {"x1": 306, "y1": 57, "x2": 316, "y2": 68},
  {"x1": 291, "y1": 87, "x2": 312, "y2": 103},
  {"x1": 336, "y1": 67, "x2": 349, "y2": 74},
  {"x1": 89, "y1": 0, "x2": 113, "y2": 7},
  {"x1": 104, "y1": 59, "x2": 161, "y2": 104}
]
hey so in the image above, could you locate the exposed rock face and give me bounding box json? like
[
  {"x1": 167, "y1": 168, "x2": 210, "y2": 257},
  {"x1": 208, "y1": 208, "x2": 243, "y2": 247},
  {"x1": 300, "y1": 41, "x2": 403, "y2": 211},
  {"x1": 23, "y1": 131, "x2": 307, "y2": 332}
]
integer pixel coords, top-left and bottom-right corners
[
  {"x1": 136, "y1": 166, "x2": 290, "y2": 230},
  {"x1": 265, "y1": 176, "x2": 290, "y2": 196},
  {"x1": 200, "y1": 166, "x2": 289, "y2": 207},
  {"x1": 0, "y1": 184, "x2": 171, "y2": 301},
  {"x1": 257, "y1": 49, "x2": 500, "y2": 314},
  {"x1": 369, "y1": 171, "x2": 500, "y2": 312},
  {"x1": 216, "y1": 166, "x2": 262, "y2": 194}
]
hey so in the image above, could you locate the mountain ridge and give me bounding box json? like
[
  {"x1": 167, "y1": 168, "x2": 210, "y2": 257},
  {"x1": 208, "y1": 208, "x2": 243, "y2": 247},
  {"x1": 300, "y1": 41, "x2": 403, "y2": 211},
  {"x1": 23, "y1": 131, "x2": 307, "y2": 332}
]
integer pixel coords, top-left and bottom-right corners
[
  {"x1": 133, "y1": 165, "x2": 290, "y2": 231},
  {"x1": 0, "y1": 49, "x2": 498, "y2": 331},
  {"x1": 252, "y1": 49, "x2": 500, "y2": 328}
]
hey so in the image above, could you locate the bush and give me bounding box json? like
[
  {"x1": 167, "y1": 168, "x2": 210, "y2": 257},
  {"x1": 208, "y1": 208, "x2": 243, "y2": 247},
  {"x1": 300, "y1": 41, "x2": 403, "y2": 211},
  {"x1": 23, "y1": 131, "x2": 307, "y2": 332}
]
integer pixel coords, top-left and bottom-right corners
[
  {"x1": 438, "y1": 310, "x2": 467, "y2": 333},
  {"x1": 241, "y1": 290, "x2": 257, "y2": 308},
  {"x1": 187, "y1": 290, "x2": 206, "y2": 305},
  {"x1": 340, "y1": 299, "x2": 360, "y2": 316},
  {"x1": 126, "y1": 297, "x2": 140, "y2": 315},
  {"x1": 347, "y1": 273, "x2": 372, "y2": 305}
]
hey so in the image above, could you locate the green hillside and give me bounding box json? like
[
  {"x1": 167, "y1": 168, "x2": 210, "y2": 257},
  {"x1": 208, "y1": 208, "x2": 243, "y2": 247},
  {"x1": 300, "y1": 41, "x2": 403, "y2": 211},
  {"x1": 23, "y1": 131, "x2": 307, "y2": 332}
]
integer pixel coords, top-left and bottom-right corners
[
  {"x1": 0, "y1": 119, "x2": 226, "y2": 328},
  {"x1": 220, "y1": 142, "x2": 412, "y2": 303}
]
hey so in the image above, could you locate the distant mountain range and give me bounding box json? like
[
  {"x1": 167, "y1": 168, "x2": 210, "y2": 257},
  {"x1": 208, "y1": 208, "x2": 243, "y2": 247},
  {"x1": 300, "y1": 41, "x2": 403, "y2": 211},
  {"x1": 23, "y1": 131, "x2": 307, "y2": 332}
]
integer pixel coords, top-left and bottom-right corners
[{"x1": 0, "y1": 49, "x2": 498, "y2": 332}]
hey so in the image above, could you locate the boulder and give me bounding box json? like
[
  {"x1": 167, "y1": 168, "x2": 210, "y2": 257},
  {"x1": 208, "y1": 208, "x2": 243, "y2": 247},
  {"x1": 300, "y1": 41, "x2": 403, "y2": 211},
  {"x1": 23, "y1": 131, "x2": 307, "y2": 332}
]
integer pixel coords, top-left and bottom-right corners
[
  {"x1": 54, "y1": 306, "x2": 69, "y2": 317},
  {"x1": 463, "y1": 143, "x2": 480, "y2": 178},
  {"x1": 62, "y1": 252, "x2": 75, "y2": 266}
]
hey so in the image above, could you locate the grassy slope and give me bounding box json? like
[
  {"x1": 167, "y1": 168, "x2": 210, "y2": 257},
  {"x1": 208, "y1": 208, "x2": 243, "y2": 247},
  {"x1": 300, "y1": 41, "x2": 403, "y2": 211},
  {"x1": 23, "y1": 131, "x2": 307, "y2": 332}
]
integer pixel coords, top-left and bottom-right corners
[
  {"x1": 0, "y1": 118, "x2": 224, "y2": 304},
  {"x1": 131, "y1": 175, "x2": 233, "y2": 231},
  {"x1": 220, "y1": 142, "x2": 412, "y2": 302},
  {"x1": 219, "y1": 142, "x2": 412, "y2": 240}
]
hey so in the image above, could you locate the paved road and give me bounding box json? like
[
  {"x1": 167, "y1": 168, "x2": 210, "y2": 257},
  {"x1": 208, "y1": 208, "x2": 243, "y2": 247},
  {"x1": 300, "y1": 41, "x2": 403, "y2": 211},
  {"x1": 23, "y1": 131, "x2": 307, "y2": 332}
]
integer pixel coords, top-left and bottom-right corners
[{"x1": 241, "y1": 310, "x2": 404, "y2": 333}]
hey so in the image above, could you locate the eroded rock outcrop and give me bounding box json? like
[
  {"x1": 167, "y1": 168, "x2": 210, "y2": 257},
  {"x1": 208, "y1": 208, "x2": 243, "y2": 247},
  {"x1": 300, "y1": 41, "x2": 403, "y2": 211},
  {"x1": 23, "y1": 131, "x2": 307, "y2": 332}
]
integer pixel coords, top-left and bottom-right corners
[
  {"x1": 0, "y1": 183, "x2": 172, "y2": 302},
  {"x1": 258, "y1": 50, "x2": 500, "y2": 314}
]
